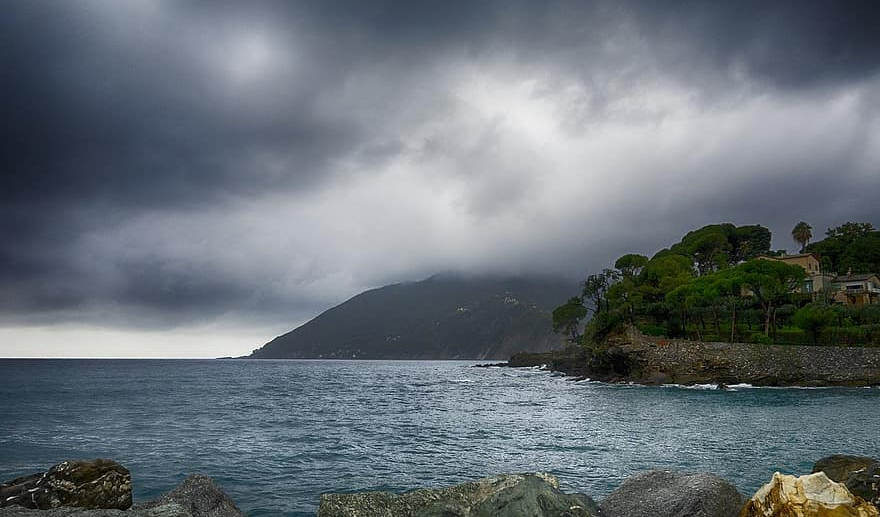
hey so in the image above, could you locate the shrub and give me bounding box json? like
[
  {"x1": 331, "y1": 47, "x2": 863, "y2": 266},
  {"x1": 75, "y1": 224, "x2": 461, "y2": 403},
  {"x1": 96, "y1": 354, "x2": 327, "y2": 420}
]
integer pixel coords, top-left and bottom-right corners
[
  {"x1": 750, "y1": 332, "x2": 773, "y2": 345},
  {"x1": 585, "y1": 311, "x2": 624, "y2": 343},
  {"x1": 637, "y1": 324, "x2": 667, "y2": 337},
  {"x1": 792, "y1": 304, "x2": 838, "y2": 345}
]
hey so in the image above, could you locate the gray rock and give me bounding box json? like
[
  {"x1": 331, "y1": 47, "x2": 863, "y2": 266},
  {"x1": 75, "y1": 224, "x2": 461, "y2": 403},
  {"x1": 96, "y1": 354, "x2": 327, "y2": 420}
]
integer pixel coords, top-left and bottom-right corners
[
  {"x1": 0, "y1": 501, "x2": 190, "y2": 517},
  {"x1": 845, "y1": 462, "x2": 880, "y2": 509},
  {"x1": 318, "y1": 473, "x2": 603, "y2": 517},
  {"x1": 134, "y1": 475, "x2": 245, "y2": 517},
  {"x1": 812, "y1": 455, "x2": 877, "y2": 483},
  {"x1": 0, "y1": 460, "x2": 131, "y2": 510},
  {"x1": 599, "y1": 470, "x2": 745, "y2": 517}
]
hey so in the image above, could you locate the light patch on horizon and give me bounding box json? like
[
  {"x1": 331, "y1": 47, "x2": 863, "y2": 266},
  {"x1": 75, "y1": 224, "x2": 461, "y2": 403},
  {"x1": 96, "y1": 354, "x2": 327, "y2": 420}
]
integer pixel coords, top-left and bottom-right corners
[{"x1": 0, "y1": 325, "x2": 282, "y2": 358}]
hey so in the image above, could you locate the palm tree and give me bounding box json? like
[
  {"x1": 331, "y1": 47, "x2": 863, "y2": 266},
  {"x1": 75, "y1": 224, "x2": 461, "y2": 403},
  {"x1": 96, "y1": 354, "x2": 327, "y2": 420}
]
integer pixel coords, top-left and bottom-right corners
[{"x1": 791, "y1": 221, "x2": 812, "y2": 253}]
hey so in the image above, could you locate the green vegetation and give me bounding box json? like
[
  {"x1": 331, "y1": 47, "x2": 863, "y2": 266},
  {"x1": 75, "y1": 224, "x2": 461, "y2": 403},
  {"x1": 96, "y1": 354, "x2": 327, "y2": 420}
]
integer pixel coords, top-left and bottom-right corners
[
  {"x1": 791, "y1": 221, "x2": 812, "y2": 253},
  {"x1": 806, "y1": 222, "x2": 880, "y2": 274},
  {"x1": 553, "y1": 221, "x2": 880, "y2": 347},
  {"x1": 552, "y1": 297, "x2": 588, "y2": 342}
]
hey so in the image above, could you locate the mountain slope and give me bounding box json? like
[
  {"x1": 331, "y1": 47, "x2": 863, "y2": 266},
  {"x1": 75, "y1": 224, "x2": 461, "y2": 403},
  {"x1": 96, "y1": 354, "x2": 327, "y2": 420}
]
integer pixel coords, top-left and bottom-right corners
[{"x1": 248, "y1": 274, "x2": 578, "y2": 359}]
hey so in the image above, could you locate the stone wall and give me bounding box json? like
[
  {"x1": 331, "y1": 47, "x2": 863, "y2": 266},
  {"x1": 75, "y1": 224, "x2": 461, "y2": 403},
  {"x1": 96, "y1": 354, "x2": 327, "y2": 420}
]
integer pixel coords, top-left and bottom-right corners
[{"x1": 613, "y1": 327, "x2": 880, "y2": 386}]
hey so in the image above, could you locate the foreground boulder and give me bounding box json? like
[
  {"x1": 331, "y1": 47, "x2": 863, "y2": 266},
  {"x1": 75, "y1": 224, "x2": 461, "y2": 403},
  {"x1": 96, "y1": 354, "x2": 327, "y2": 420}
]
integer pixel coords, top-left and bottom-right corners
[
  {"x1": 133, "y1": 475, "x2": 245, "y2": 517},
  {"x1": 318, "y1": 473, "x2": 603, "y2": 517},
  {"x1": 739, "y1": 472, "x2": 878, "y2": 517},
  {"x1": 0, "y1": 460, "x2": 131, "y2": 510},
  {"x1": 599, "y1": 470, "x2": 744, "y2": 517}
]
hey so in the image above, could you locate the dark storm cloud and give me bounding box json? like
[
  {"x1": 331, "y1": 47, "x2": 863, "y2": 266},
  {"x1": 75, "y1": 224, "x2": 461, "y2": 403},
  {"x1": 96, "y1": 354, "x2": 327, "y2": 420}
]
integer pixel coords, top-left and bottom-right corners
[{"x1": 2, "y1": 0, "x2": 880, "y2": 331}]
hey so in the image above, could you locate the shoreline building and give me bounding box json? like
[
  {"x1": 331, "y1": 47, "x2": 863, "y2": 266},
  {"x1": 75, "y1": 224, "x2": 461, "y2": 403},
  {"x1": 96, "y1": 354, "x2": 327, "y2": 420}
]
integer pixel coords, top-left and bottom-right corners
[{"x1": 757, "y1": 253, "x2": 879, "y2": 305}]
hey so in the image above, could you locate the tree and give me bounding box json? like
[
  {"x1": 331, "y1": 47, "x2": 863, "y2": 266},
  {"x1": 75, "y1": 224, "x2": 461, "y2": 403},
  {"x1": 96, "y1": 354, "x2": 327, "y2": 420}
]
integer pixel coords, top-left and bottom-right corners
[
  {"x1": 792, "y1": 304, "x2": 837, "y2": 345},
  {"x1": 736, "y1": 259, "x2": 806, "y2": 336},
  {"x1": 666, "y1": 223, "x2": 770, "y2": 272},
  {"x1": 582, "y1": 269, "x2": 618, "y2": 314},
  {"x1": 552, "y1": 297, "x2": 588, "y2": 342},
  {"x1": 825, "y1": 222, "x2": 874, "y2": 240},
  {"x1": 807, "y1": 222, "x2": 880, "y2": 274},
  {"x1": 731, "y1": 225, "x2": 772, "y2": 263},
  {"x1": 614, "y1": 254, "x2": 648, "y2": 279},
  {"x1": 638, "y1": 254, "x2": 694, "y2": 303},
  {"x1": 791, "y1": 222, "x2": 813, "y2": 253}
]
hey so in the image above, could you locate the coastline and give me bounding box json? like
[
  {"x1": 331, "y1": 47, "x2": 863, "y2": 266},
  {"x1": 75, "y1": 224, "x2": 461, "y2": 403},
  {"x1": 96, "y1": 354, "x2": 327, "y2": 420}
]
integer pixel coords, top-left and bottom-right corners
[{"x1": 490, "y1": 327, "x2": 880, "y2": 387}]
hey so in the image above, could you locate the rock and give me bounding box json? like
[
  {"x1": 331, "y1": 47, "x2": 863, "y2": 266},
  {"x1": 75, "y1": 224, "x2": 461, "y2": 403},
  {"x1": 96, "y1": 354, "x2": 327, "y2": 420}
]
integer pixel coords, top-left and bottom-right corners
[
  {"x1": 813, "y1": 456, "x2": 877, "y2": 483},
  {"x1": 845, "y1": 463, "x2": 880, "y2": 509},
  {"x1": 134, "y1": 474, "x2": 245, "y2": 517},
  {"x1": 0, "y1": 502, "x2": 190, "y2": 516},
  {"x1": 739, "y1": 471, "x2": 879, "y2": 517},
  {"x1": 0, "y1": 460, "x2": 131, "y2": 510},
  {"x1": 318, "y1": 472, "x2": 603, "y2": 517},
  {"x1": 599, "y1": 470, "x2": 744, "y2": 517}
]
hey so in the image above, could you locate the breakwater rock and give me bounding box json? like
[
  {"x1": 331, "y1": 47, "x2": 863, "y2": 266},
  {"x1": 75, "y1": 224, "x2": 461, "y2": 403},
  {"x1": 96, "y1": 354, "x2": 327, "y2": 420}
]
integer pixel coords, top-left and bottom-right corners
[
  {"x1": 4, "y1": 456, "x2": 877, "y2": 517},
  {"x1": 318, "y1": 473, "x2": 603, "y2": 517},
  {"x1": 500, "y1": 327, "x2": 880, "y2": 386},
  {"x1": 599, "y1": 470, "x2": 745, "y2": 517},
  {"x1": 0, "y1": 463, "x2": 242, "y2": 517},
  {"x1": 0, "y1": 460, "x2": 131, "y2": 511},
  {"x1": 740, "y1": 471, "x2": 878, "y2": 517}
]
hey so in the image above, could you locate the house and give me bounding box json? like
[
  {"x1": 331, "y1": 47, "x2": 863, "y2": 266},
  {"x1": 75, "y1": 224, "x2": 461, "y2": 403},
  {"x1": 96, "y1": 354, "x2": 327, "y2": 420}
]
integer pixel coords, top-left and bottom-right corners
[
  {"x1": 830, "y1": 273, "x2": 880, "y2": 306},
  {"x1": 755, "y1": 254, "x2": 880, "y2": 305},
  {"x1": 757, "y1": 253, "x2": 834, "y2": 295}
]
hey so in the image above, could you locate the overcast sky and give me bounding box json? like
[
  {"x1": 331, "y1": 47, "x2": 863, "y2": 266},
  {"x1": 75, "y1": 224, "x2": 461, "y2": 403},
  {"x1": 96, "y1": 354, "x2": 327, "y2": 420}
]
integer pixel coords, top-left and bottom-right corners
[{"x1": 3, "y1": 0, "x2": 880, "y2": 357}]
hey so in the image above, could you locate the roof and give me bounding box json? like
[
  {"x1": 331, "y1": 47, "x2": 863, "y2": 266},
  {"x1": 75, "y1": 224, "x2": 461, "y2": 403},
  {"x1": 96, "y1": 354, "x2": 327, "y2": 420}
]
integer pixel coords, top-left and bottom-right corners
[
  {"x1": 778, "y1": 253, "x2": 818, "y2": 260},
  {"x1": 832, "y1": 273, "x2": 879, "y2": 282},
  {"x1": 758, "y1": 253, "x2": 818, "y2": 261}
]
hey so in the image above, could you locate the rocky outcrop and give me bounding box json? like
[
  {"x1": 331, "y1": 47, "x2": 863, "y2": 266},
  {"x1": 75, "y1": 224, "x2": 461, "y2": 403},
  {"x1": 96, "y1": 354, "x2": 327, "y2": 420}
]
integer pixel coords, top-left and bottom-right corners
[
  {"x1": 739, "y1": 472, "x2": 879, "y2": 517},
  {"x1": 133, "y1": 475, "x2": 245, "y2": 517},
  {"x1": 507, "y1": 346, "x2": 589, "y2": 375},
  {"x1": 0, "y1": 460, "x2": 131, "y2": 511},
  {"x1": 506, "y1": 326, "x2": 880, "y2": 386},
  {"x1": 599, "y1": 470, "x2": 744, "y2": 517},
  {"x1": 318, "y1": 473, "x2": 603, "y2": 517}
]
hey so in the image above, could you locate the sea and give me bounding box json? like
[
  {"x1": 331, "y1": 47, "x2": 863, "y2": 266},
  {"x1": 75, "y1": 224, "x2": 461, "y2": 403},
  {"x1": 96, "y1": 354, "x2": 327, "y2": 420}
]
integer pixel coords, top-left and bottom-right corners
[{"x1": 1, "y1": 359, "x2": 878, "y2": 516}]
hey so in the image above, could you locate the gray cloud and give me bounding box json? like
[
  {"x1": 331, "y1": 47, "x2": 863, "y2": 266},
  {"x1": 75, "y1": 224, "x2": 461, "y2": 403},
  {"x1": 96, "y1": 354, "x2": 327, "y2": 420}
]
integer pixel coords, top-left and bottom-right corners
[{"x1": 2, "y1": 0, "x2": 880, "y2": 335}]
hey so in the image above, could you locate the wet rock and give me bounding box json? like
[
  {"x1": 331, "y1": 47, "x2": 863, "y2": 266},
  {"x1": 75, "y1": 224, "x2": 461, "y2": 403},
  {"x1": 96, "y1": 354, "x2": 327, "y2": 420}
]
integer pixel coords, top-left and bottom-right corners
[
  {"x1": 134, "y1": 475, "x2": 245, "y2": 517},
  {"x1": 813, "y1": 456, "x2": 877, "y2": 483},
  {"x1": 599, "y1": 470, "x2": 744, "y2": 517},
  {"x1": 739, "y1": 471, "x2": 878, "y2": 517},
  {"x1": 0, "y1": 460, "x2": 131, "y2": 510},
  {"x1": 318, "y1": 472, "x2": 603, "y2": 517}
]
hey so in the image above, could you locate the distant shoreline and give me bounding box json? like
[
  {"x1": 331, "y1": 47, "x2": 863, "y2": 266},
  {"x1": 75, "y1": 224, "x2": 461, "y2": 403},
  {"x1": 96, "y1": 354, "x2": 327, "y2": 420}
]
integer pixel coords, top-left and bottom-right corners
[{"x1": 494, "y1": 326, "x2": 880, "y2": 388}]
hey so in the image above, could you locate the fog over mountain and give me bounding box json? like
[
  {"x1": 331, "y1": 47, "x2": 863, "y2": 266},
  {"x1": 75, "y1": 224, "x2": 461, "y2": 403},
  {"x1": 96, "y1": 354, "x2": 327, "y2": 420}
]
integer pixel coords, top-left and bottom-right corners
[{"x1": 2, "y1": 1, "x2": 880, "y2": 356}]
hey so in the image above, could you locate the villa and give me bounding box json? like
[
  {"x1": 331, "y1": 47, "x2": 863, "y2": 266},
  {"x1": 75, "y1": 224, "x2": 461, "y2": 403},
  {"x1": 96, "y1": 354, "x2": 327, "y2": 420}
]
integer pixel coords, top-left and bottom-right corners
[
  {"x1": 758, "y1": 253, "x2": 880, "y2": 305},
  {"x1": 830, "y1": 272, "x2": 880, "y2": 306}
]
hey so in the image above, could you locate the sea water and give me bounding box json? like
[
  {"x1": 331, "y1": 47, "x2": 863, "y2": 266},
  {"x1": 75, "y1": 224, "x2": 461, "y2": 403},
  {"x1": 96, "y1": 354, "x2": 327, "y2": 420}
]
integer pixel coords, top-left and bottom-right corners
[{"x1": 1, "y1": 359, "x2": 878, "y2": 516}]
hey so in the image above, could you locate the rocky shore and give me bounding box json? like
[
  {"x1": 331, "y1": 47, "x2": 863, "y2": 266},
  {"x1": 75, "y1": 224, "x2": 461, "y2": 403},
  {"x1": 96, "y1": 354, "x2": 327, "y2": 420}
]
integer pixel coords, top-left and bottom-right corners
[
  {"x1": 3, "y1": 456, "x2": 878, "y2": 517},
  {"x1": 491, "y1": 326, "x2": 880, "y2": 387}
]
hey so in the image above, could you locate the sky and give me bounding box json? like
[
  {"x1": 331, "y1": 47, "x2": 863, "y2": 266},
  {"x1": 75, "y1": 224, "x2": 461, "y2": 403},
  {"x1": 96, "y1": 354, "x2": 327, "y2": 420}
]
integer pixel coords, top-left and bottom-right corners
[{"x1": 2, "y1": 0, "x2": 880, "y2": 357}]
